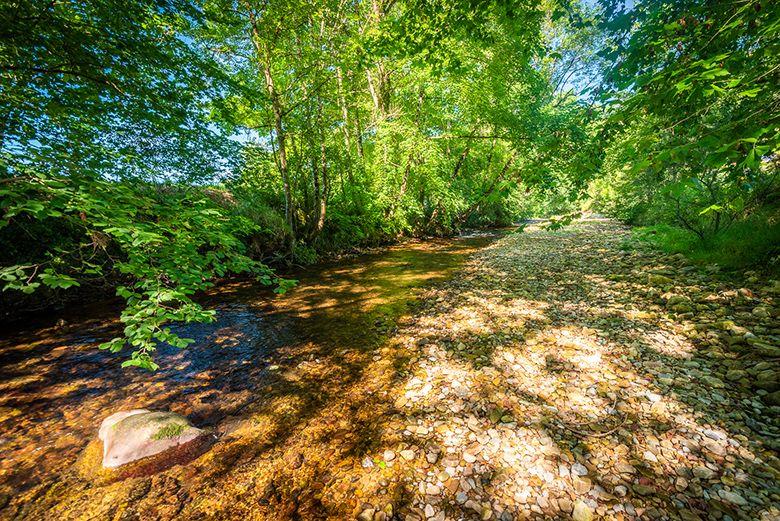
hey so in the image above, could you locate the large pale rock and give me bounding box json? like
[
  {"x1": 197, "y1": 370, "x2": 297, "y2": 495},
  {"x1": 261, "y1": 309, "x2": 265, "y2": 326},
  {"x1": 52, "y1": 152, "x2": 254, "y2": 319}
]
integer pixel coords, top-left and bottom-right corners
[{"x1": 99, "y1": 409, "x2": 204, "y2": 468}]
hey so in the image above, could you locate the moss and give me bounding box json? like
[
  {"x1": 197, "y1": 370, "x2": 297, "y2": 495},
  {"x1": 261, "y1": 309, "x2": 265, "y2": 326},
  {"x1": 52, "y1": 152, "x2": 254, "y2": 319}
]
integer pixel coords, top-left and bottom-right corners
[{"x1": 151, "y1": 423, "x2": 186, "y2": 440}]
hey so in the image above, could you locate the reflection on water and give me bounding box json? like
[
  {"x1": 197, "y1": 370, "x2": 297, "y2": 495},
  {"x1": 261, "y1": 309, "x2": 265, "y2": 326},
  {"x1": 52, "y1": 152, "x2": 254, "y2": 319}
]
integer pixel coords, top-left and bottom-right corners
[{"x1": 0, "y1": 233, "x2": 499, "y2": 497}]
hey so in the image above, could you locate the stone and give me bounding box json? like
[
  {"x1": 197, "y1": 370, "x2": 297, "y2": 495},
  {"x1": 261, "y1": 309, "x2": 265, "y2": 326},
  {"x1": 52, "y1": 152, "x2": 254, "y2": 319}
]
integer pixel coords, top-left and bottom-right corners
[
  {"x1": 702, "y1": 376, "x2": 725, "y2": 389},
  {"x1": 383, "y1": 450, "x2": 396, "y2": 462},
  {"x1": 752, "y1": 307, "x2": 770, "y2": 319},
  {"x1": 400, "y1": 450, "x2": 415, "y2": 461},
  {"x1": 632, "y1": 484, "x2": 655, "y2": 496},
  {"x1": 755, "y1": 371, "x2": 779, "y2": 391},
  {"x1": 692, "y1": 466, "x2": 716, "y2": 480},
  {"x1": 99, "y1": 409, "x2": 205, "y2": 468},
  {"x1": 649, "y1": 274, "x2": 673, "y2": 286},
  {"x1": 573, "y1": 476, "x2": 592, "y2": 494},
  {"x1": 764, "y1": 390, "x2": 780, "y2": 406},
  {"x1": 572, "y1": 500, "x2": 593, "y2": 521},
  {"x1": 701, "y1": 438, "x2": 726, "y2": 456},
  {"x1": 718, "y1": 489, "x2": 748, "y2": 506},
  {"x1": 358, "y1": 508, "x2": 375, "y2": 521},
  {"x1": 725, "y1": 369, "x2": 746, "y2": 382},
  {"x1": 753, "y1": 342, "x2": 780, "y2": 358},
  {"x1": 571, "y1": 462, "x2": 588, "y2": 476}
]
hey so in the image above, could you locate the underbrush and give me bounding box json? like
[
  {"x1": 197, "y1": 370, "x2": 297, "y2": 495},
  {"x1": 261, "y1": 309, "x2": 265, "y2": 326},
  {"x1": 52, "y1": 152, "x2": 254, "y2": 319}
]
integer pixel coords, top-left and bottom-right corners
[{"x1": 626, "y1": 210, "x2": 780, "y2": 273}]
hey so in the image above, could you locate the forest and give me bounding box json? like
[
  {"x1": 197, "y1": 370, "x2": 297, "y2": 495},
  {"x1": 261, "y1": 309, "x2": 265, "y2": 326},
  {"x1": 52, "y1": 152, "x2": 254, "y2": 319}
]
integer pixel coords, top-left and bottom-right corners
[{"x1": 1, "y1": 0, "x2": 778, "y2": 369}]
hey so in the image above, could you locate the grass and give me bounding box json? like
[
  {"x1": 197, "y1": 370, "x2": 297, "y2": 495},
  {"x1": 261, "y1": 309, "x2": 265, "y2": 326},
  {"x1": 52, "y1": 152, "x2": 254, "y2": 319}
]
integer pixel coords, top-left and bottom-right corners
[{"x1": 626, "y1": 211, "x2": 780, "y2": 273}]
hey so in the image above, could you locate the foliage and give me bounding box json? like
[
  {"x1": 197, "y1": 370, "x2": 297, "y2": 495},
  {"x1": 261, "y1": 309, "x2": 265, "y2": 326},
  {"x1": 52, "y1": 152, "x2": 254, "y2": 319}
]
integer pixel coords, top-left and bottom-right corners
[
  {"x1": 0, "y1": 172, "x2": 278, "y2": 370},
  {"x1": 591, "y1": 0, "x2": 779, "y2": 264},
  {"x1": 12, "y1": 0, "x2": 777, "y2": 370},
  {"x1": 628, "y1": 207, "x2": 780, "y2": 272}
]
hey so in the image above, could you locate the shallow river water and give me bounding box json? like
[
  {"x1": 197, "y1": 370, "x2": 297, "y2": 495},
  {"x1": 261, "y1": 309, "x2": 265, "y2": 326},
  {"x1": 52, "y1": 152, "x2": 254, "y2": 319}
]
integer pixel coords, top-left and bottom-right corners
[{"x1": 0, "y1": 232, "x2": 500, "y2": 506}]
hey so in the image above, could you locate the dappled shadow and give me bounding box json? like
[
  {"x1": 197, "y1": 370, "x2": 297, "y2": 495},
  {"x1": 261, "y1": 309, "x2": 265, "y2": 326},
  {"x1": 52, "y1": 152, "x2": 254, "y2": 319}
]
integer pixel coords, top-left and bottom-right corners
[
  {"x1": 0, "y1": 233, "x2": 500, "y2": 519},
  {"x1": 373, "y1": 220, "x2": 779, "y2": 520},
  {"x1": 2, "y1": 221, "x2": 779, "y2": 520}
]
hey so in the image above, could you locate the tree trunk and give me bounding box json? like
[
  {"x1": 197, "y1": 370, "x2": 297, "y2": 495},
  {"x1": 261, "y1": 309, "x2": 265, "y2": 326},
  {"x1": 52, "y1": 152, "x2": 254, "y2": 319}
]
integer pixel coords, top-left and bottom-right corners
[
  {"x1": 263, "y1": 56, "x2": 293, "y2": 232},
  {"x1": 458, "y1": 151, "x2": 518, "y2": 223},
  {"x1": 243, "y1": 4, "x2": 294, "y2": 233},
  {"x1": 367, "y1": 0, "x2": 392, "y2": 118},
  {"x1": 452, "y1": 145, "x2": 471, "y2": 179},
  {"x1": 316, "y1": 140, "x2": 328, "y2": 233}
]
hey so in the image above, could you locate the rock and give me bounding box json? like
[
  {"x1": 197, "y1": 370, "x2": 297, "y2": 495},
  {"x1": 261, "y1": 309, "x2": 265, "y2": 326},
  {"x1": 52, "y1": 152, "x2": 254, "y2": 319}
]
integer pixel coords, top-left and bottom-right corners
[
  {"x1": 572, "y1": 500, "x2": 593, "y2": 521},
  {"x1": 571, "y1": 462, "x2": 588, "y2": 476},
  {"x1": 633, "y1": 484, "x2": 655, "y2": 496},
  {"x1": 752, "y1": 306, "x2": 770, "y2": 319},
  {"x1": 99, "y1": 409, "x2": 205, "y2": 468},
  {"x1": 718, "y1": 489, "x2": 748, "y2": 506},
  {"x1": 725, "y1": 369, "x2": 746, "y2": 381},
  {"x1": 649, "y1": 274, "x2": 673, "y2": 286},
  {"x1": 764, "y1": 390, "x2": 780, "y2": 405},
  {"x1": 650, "y1": 400, "x2": 667, "y2": 415},
  {"x1": 753, "y1": 341, "x2": 780, "y2": 358},
  {"x1": 701, "y1": 376, "x2": 725, "y2": 389},
  {"x1": 701, "y1": 438, "x2": 726, "y2": 456},
  {"x1": 665, "y1": 294, "x2": 690, "y2": 306},
  {"x1": 755, "y1": 371, "x2": 779, "y2": 391},
  {"x1": 464, "y1": 500, "x2": 481, "y2": 513},
  {"x1": 692, "y1": 466, "x2": 716, "y2": 480},
  {"x1": 400, "y1": 449, "x2": 415, "y2": 461},
  {"x1": 358, "y1": 508, "x2": 375, "y2": 521},
  {"x1": 383, "y1": 450, "x2": 396, "y2": 462},
  {"x1": 572, "y1": 476, "x2": 592, "y2": 494}
]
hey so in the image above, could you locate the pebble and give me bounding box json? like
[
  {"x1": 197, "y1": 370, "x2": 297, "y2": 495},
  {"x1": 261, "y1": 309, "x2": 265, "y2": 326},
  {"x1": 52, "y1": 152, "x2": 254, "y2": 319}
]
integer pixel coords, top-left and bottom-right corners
[
  {"x1": 572, "y1": 500, "x2": 594, "y2": 521},
  {"x1": 400, "y1": 449, "x2": 415, "y2": 461},
  {"x1": 718, "y1": 490, "x2": 748, "y2": 506},
  {"x1": 693, "y1": 466, "x2": 716, "y2": 479}
]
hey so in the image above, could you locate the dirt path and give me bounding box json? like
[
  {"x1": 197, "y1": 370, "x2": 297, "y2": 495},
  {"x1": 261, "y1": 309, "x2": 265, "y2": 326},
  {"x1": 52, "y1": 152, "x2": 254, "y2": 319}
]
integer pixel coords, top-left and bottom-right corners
[{"x1": 3, "y1": 219, "x2": 779, "y2": 520}]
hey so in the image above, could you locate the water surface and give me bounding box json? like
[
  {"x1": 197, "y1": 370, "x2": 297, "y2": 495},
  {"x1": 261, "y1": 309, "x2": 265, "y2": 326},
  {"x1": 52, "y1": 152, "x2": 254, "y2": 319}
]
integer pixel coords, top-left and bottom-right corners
[{"x1": 0, "y1": 232, "x2": 500, "y2": 499}]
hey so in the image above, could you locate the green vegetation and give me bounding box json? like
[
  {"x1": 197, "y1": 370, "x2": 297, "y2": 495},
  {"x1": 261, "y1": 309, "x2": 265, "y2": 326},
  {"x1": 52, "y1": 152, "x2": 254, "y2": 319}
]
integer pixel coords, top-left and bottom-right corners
[
  {"x1": 151, "y1": 423, "x2": 187, "y2": 440},
  {"x1": 1, "y1": 0, "x2": 777, "y2": 369},
  {"x1": 590, "y1": 0, "x2": 779, "y2": 268},
  {"x1": 630, "y1": 210, "x2": 780, "y2": 271}
]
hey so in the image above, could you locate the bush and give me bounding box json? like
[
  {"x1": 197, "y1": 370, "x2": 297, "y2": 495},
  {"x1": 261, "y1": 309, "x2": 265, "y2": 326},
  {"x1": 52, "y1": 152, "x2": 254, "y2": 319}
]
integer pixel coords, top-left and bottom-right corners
[{"x1": 629, "y1": 208, "x2": 780, "y2": 272}]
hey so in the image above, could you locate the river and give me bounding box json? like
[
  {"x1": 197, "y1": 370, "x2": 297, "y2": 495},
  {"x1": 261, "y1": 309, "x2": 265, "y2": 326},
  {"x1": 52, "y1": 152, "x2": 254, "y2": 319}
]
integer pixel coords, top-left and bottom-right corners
[{"x1": 0, "y1": 231, "x2": 501, "y2": 510}]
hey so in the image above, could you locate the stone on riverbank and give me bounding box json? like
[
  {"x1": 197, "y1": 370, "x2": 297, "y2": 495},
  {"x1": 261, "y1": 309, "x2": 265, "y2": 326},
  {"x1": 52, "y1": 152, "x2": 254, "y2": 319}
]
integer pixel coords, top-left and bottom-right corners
[
  {"x1": 100, "y1": 409, "x2": 205, "y2": 468},
  {"x1": 76, "y1": 409, "x2": 211, "y2": 483}
]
